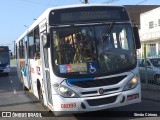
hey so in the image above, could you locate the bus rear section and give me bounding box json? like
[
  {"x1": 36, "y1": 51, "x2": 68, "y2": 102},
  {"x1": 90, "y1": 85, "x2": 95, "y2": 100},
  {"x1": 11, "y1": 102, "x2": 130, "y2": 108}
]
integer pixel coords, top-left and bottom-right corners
[{"x1": 0, "y1": 46, "x2": 10, "y2": 75}]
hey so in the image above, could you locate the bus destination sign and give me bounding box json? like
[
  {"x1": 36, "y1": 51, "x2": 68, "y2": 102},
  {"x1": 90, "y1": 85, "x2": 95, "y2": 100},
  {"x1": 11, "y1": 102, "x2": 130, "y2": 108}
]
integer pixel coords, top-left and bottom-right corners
[
  {"x1": 49, "y1": 7, "x2": 129, "y2": 25},
  {"x1": 60, "y1": 10, "x2": 120, "y2": 23}
]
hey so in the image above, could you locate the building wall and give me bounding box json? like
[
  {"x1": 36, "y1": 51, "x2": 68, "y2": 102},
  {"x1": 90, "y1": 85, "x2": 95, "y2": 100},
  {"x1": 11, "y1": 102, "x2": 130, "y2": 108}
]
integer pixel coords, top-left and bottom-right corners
[
  {"x1": 140, "y1": 7, "x2": 160, "y2": 57},
  {"x1": 125, "y1": 5, "x2": 160, "y2": 28}
]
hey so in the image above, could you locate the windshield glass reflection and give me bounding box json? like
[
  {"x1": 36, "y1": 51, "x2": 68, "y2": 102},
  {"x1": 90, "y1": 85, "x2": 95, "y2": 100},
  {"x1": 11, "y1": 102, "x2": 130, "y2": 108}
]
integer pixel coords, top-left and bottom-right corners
[
  {"x1": 0, "y1": 51, "x2": 9, "y2": 65},
  {"x1": 52, "y1": 23, "x2": 136, "y2": 75}
]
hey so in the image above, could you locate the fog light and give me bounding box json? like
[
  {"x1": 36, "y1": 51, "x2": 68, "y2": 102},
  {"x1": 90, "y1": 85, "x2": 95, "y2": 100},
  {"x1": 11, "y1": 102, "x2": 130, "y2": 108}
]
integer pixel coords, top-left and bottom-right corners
[
  {"x1": 120, "y1": 96, "x2": 125, "y2": 103},
  {"x1": 81, "y1": 102, "x2": 86, "y2": 109}
]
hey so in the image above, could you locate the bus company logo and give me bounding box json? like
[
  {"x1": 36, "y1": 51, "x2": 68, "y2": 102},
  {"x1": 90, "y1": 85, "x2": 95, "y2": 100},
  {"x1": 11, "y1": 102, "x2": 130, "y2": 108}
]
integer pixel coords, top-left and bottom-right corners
[{"x1": 99, "y1": 88, "x2": 104, "y2": 95}]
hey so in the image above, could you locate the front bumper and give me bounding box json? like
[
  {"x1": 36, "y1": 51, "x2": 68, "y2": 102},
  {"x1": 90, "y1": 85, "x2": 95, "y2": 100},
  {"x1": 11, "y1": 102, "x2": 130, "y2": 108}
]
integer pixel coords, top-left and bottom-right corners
[{"x1": 52, "y1": 84, "x2": 141, "y2": 116}]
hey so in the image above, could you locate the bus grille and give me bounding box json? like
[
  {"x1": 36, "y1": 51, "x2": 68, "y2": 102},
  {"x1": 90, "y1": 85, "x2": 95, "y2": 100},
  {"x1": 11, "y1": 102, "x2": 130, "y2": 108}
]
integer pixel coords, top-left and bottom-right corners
[
  {"x1": 68, "y1": 75, "x2": 126, "y2": 88},
  {"x1": 81, "y1": 88, "x2": 119, "y2": 95},
  {"x1": 87, "y1": 95, "x2": 117, "y2": 106}
]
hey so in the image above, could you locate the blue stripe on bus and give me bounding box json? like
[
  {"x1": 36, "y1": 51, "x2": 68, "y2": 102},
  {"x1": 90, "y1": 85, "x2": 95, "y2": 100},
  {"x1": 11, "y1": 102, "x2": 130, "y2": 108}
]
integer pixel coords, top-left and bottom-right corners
[{"x1": 66, "y1": 78, "x2": 94, "y2": 87}]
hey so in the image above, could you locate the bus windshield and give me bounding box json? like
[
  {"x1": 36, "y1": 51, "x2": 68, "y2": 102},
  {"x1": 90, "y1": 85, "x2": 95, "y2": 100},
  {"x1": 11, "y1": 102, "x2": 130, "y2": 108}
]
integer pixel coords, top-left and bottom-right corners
[
  {"x1": 0, "y1": 47, "x2": 9, "y2": 65},
  {"x1": 51, "y1": 23, "x2": 136, "y2": 76}
]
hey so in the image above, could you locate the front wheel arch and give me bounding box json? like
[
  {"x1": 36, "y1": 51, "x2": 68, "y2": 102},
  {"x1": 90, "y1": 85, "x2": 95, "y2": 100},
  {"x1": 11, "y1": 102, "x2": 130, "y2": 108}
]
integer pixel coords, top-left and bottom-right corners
[
  {"x1": 21, "y1": 72, "x2": 28, "y2": 91},
  {"x1": 37, "y1": 79, "x2": 48, "y2": 109},
  {"x1": 37, "y1": 80, "x2": 42, "y2": 100}
]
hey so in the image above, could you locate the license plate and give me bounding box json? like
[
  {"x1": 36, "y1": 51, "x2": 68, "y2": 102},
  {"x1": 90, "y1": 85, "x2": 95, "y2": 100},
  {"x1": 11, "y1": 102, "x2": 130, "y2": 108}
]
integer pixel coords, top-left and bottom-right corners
[{"x1": 127, "y1": 93, "x2": 139, "y2": 101}]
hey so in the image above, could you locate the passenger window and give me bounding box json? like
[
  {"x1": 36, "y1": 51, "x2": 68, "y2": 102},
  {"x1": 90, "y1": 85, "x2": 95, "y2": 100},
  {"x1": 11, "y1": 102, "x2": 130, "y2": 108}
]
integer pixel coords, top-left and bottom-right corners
[
  {"x1": 28, "y1": 31, "x2": 34, "y2": 59},
  {"x1": 34, "y1": 27, "x2": 40, "y2": 59}
]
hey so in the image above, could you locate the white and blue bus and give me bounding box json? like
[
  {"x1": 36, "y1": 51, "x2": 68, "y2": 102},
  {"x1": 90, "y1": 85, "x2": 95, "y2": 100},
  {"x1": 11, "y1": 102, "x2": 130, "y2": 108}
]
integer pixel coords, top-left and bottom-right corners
[
  {"x1": 0, "y1": 46, "x2": 10, "y2": 75},
  {"x1": 16, "y1": 4, "x2": 141, "y2": 116}
]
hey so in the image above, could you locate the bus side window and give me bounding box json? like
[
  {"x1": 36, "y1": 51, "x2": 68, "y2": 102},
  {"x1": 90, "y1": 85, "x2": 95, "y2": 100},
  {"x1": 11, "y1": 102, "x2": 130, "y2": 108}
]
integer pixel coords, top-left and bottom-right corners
[
  {"x1": 16, "y1": 43, "x2": 19, "y2": 59},
  {"x1": 18, "y1": 41, "x2": 20, "y2": 59},
  {"x1": 28, "y1": 31, "x2": 34, "y2": 59},
  {"x1": 34, "y1": 27, "x2": 40, "y2": 59}
]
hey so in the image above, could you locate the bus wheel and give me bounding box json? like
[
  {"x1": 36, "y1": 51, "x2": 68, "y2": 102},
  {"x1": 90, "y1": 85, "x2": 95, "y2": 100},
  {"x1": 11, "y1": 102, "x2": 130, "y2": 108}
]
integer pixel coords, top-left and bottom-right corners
[
  {"x1": 37, "y1": 82, "x2": 48, "y2": 109},
  {"x1": 38, "y1": 87, "x2": 49, "y2": 110},
  {"x1": 38, "y1": 86, "x2": 44, "y2": 104},
  {"x1": 21, "y1": 74, "x2": 28, "y2": 91},
  {"x1": 23, "y1": 82, "x2": 28, "y2": 91}
]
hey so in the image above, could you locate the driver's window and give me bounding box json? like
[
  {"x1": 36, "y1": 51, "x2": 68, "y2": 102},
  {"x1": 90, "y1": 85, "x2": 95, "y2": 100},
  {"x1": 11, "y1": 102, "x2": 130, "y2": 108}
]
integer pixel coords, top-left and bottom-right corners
[
  {"x1": 119, "y1": 28, "x2": 129, "y2": 50},
  {"x1": 112, "y1": 26, "x2": 129, "y2": 50}
]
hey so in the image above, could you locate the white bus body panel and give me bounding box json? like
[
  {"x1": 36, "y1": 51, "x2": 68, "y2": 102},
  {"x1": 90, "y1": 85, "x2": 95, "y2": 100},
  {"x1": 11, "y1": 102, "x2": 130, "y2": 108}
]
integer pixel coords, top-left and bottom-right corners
[
  {"x1": 48, "y1": 67, "x2": 141, "y2": 115},
  {"x1": 53, "y1": 84, "x2": 141, "y2": 115}
]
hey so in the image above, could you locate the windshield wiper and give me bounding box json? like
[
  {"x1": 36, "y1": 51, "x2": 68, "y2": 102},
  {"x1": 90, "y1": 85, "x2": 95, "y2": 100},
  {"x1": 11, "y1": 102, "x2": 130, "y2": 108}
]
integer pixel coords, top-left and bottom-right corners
[{"x1": 102, "y1": 22, "x2": 114, "y2": 42}]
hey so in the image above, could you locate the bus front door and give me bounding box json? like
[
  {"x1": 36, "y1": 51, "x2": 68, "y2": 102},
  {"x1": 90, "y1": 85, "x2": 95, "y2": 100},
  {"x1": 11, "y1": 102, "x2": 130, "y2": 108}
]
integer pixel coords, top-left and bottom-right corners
[
  {"x1": 24, "y1": 41, "x2": 31, "y2": 89},
  {"x1": 40, "y1": 32, "x2": 53, "y2": 106}
]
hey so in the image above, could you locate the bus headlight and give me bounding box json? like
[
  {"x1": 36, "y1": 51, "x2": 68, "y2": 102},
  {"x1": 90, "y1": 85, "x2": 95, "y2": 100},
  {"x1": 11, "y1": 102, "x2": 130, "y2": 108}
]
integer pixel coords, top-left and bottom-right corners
[
  {"x1": 123, "y1": 77, "x2": 138, "y2": 91},
  {"x1": 59, "y1": 85, "x2": 79, "y2": 98}
]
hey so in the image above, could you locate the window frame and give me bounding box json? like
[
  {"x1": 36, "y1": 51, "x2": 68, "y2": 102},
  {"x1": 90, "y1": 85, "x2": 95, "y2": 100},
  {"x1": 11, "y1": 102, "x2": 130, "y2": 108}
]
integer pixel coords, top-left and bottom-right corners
[{"x1": 149, "y1": 21, "x2": 154, "y2": 29}]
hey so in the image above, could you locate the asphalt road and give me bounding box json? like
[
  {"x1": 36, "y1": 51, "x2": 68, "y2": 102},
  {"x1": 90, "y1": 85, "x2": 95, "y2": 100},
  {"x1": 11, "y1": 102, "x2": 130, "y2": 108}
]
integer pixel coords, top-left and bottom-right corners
[{"x1": 0, "y1": 67, "x2": 160, "y2": 120}]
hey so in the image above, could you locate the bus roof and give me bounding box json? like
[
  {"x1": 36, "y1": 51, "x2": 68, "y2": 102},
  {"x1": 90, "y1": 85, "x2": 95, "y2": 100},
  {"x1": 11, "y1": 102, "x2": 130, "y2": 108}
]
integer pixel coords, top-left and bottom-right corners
[
  {"x1": 16, "y1": 4, "x2": 126, "y2": 43},
  {"x1": 47, "y1": 4, "x2": 125, "y2": 11}
]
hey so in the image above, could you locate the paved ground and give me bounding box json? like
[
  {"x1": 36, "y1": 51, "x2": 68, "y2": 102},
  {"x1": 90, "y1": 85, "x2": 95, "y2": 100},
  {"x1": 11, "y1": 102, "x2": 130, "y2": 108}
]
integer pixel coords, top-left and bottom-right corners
[
  {"x1": 0, "y1": 67, "x2": 47, "y2": 112},
  {"x1": 141, "y1": 82, "x2": 160, "y2": 102}
]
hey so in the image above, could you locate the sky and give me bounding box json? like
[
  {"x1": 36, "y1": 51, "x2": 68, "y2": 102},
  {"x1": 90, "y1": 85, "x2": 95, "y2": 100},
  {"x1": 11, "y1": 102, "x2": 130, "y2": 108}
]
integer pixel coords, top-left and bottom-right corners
[{"x1": 0, "y1": 0, "x2": 160, "y2": 52}]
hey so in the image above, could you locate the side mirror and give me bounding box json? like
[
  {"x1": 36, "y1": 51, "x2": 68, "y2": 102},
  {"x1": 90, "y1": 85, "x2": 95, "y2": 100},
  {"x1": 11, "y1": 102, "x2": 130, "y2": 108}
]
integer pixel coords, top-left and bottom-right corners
[
  {"x1": 42, "y1": 33, "x2": 50, "y2": 48},
  {"x1": 133, "y1": 27, "x2": 141, "y2": 49}
]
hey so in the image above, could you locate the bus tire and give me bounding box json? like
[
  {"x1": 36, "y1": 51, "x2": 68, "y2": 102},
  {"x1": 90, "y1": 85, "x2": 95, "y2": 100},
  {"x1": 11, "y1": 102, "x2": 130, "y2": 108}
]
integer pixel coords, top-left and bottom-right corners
[
  {"x1": 21, "y1": 73, "x2": 28, "y2": 91},
  {"x1": 37, "y1": 82, "x2": 48, "y2": 109},
  {"x1": 37, "y1": 81, "x2": 44, "y2": 104},
  {"x1": 23, "y1": 82, "x2": 28, "y2": 91},
  {"x1": 38, "y1": 86, "x2": 44, "y2": 103},
  {"x1": 38, "y1": 86, "x2": 47, "y2": 108}
]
